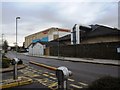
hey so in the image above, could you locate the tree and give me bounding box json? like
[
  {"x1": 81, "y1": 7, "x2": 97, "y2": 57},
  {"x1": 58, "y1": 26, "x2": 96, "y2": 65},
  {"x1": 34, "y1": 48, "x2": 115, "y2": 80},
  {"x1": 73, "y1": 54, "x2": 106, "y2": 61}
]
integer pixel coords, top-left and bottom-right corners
[
  {"x1": 2, "y1": 40, "x2": 9, "y2": 53},
  {"x1": 22, "y1": 42, "x2": 25, "y2": 49}
]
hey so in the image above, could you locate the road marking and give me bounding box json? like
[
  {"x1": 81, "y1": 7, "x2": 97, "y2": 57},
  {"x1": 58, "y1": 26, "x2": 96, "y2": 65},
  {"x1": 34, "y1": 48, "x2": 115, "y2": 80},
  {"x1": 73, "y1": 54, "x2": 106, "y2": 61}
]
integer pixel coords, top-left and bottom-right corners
[
  {"x1": 31, "y1": 74, "x2": 40, "y2": 77},
  {"x1": 43, "y1": 74, "x2": 49, "y2": 77},
  {"x1": 49, "y1": 76, "x2": 57, "y2": 80},
  {"x1": 45, "y1": 80, "x2": 55, "y2": 86},
  {"x1": 38, "y1": 70, "x2": 42, "y2": 72},
  {"x1": 48, "y1": 82, "x2": 58, "y2": 88},
  {"x1": 78, "y1": 82, "x2": 88, "y2": 86},
  {"x1": 29, "y1": 67, "x2": 34, "y2": 69},
  {"x1": 37, "y1": 78, "x2": 48, "y2": 83},
  {"x1": 70, "y1": 84, "x2": 83, "y2": 89},
  {"x1": 44, "y1": 72, "x2": 48, "y2": 74},
  {"x1": 68, "y1": 78, "x2": 74, "y2": 82},
  {"x1": 28, "y1": 69, "x2": 32, "y2": 70},
  {"x1": 49, "y1": 73, "x2": 55, "y2": 76},
  {"x1": 32, "y1": 70, "x2": 37, "y2": 72},
  {"x1": 25, "y1": 68, "x2": 29, "y2": 70}
]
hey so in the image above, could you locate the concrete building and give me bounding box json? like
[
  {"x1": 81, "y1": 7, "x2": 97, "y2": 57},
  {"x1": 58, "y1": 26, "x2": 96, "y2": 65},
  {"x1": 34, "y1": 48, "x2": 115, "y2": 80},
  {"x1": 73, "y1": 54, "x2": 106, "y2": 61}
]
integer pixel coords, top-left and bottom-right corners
[{"x1": 25, "y1": 27, "x2": 70, "y2": 48}]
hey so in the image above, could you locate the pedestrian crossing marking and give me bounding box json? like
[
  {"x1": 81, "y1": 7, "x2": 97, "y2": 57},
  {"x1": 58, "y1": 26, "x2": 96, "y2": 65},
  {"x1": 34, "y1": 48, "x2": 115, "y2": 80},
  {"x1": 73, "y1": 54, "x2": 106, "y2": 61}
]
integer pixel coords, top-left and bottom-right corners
[
  {"x1": 68, "y1": 78, "x2": 74, "y2": 82},
  {"x1": 43, "y1": 74, "x2": 49, "y2": 77},
  {"x1": 44, "y1": 72, "x2": 48, "y2": 74},
  {"x1": 32, "y1": 70, "x2": 37, "y2": 72},
  {"x1": 49, "y1": 76, "x2": 57, "y2": 80},
  {"x1": 20, "y1": 65, "x2": 88, "y2": 89},
  {"x1": 48, "y1": 82, "x2": 58, "y2": 89},
  {"x1": 31, "y1": 74, "x2": 40, "y2": 78},
  {"x1": 78, "y1": 82, "x2": 88, "y2": 86},
  {"x1": 38, "y1": 70, "x2": 42, "y2": 72},
  {"x1": 49, "y1": 73, "x2": 55, "y2": 76},
  {"x1": 70, "y1": 84, "x2": 83, "y2": 89}
]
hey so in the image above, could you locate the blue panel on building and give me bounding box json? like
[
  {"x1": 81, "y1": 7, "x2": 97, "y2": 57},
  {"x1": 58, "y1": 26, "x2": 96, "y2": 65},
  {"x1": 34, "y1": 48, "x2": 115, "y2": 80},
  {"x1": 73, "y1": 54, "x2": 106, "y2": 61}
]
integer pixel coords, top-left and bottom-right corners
[
  {"x1": 32, "y1": 37, "x2": 48, "y2": 43},
  {"x1": 40, "y1": 37, "x2": 48, "y2": 42},
  {"x1": 32, "y1": 39, "x2": 40, "y2": 43}
]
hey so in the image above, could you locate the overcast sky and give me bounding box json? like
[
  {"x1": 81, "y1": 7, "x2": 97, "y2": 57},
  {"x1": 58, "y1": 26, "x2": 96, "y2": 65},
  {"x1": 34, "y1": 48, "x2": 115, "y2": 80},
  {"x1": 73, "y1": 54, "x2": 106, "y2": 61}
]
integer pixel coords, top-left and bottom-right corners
[{"x1": 0, "y1": 0, "x2": 119, "y2": 46}]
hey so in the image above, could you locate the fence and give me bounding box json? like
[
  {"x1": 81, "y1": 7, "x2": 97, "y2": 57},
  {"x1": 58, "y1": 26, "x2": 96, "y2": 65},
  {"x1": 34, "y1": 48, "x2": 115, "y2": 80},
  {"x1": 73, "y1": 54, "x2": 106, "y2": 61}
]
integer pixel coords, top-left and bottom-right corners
[{"x1": 49, "y1": 42, "x2": 120, "y2": 60}]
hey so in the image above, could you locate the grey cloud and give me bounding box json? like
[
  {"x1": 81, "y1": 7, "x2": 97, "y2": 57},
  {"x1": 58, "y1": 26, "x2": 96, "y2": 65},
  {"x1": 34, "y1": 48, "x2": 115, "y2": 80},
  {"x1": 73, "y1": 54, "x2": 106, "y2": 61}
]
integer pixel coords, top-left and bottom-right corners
[
  {"x1": 91, "y1": 2, "x2": 118, "y2": 27},
  {"x1": 1, "y1": 2, "x2": 118, "y2": 46}
]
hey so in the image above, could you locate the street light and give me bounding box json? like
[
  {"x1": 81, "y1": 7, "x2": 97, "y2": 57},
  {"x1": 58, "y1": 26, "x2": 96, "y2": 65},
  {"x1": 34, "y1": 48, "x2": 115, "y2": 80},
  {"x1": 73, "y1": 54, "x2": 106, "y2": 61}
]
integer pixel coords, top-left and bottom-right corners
[
  {"x1": 56, "y1": 28, "x2": 59, "y2": 58},
  {"x1": 13, "y1": 17, "x2": 20, "y2": 80},
  {"x1": 16, "y1": 17, "x2": 20, "y2": 58}
]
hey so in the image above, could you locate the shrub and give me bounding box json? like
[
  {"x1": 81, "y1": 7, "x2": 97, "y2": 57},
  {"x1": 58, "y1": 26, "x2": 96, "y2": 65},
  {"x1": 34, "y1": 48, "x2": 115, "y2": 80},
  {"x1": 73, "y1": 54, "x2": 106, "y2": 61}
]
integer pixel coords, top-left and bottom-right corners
[
  {"x1": 88, "y1": 76, "x2": 120, "y2": 90},
  {"x1": 2, "y1": 58, "x2": 11, "y2": 68},
  {"x1": 2, "y1": 54, "x2": 7, "y2": 58}
]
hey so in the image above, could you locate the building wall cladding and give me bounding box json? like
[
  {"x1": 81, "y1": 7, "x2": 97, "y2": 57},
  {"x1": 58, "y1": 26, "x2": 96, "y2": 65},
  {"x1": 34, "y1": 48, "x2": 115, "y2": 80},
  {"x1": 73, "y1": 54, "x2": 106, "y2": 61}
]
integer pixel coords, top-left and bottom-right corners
[
  {"x1": 25, "y1": 28, "x2": 70, "y2": 48},
  {"x1": 81, "y1": 36, "x2": 120, "y2": 44},
  {"x1": 49, "y1": 42, "x2": 120, "y2": 60}
]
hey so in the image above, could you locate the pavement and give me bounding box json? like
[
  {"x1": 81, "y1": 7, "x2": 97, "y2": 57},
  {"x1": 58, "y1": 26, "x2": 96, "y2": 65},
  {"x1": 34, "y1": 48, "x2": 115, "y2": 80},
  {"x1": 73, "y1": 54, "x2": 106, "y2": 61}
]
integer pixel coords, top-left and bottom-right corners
[
  {"x1": 23, "y1": 53, "x2": 120, "y2": 66},
  {"x1": 0, "y1": 76, "x2": 33, "y2": 89},
  {"x1": 0, "y1": 64, "x2": 33, "y2": 89},
  {"x1": 0, "y1": 64, "x2": 26, "y2": 73}
]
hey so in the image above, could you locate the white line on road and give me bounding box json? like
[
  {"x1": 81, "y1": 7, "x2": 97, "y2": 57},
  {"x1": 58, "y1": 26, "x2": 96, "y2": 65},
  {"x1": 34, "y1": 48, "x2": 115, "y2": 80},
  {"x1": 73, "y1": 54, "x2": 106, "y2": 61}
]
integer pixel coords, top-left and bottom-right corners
[
  {"x1": 78, "y1": 82, "x2": 88, "y2": 86},
  {"x1": 49, "y1": 73, "x2": 55, "y2": 76},
  {"x1": 49, "y1": 76, "x2": 57, "y2": 80},
  {"x1": 70, "y1": 84, "x2": 83, "y2": 89},
  {"x1": 43, "y1": 74, "x2": 49, "y2": 77},
  {"x1": 68, "y1": 78, "x2": 75, "y2": 82}
]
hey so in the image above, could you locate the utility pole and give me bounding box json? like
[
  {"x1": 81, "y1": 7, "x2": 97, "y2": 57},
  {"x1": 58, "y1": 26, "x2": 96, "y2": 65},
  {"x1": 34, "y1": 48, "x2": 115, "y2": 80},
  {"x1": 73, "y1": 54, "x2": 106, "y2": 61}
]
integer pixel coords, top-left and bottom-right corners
[
  {"x1": 57, "y1": 28, "x2": 59, "y2": 58},
  {"x1": 2, "y1": 34, "x2": 4, "y2": 47},
  {"x1": 15, "y1": 17, "x2": 20, "y2": 58},
  {"x1": 13, "y1": 17, "x2": 20, "y2": 80}
]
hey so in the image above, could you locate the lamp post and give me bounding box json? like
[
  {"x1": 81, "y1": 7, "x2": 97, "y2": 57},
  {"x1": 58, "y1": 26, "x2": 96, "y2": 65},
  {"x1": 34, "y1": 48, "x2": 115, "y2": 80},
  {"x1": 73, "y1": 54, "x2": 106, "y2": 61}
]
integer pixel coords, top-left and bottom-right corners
[
  {"x1": 16, "y1": 17, "x2": 20, "y2": 58},
  {"x1": 13, "y1": 17, "x2": 20, "y2": 80},
  {"x1": 56, "y1": 28, "x2": 59, "y2": 58},
  {"x1": 1, "y1": 34, "x2": 4, "y2": 55}
]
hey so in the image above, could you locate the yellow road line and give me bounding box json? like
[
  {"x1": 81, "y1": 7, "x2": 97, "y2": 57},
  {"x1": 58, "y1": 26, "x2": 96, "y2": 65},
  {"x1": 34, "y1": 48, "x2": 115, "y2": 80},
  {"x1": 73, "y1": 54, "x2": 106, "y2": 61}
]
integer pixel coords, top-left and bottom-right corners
[
  {"x1": 48, "y1": 82, "x2": 58, "y2": 88},
  {"x1": 1, "y1": 83, "x2": 18, "y2": 89},
  {"x1": 49, "y1": 73, "x2": 55, "y2": 76},
  {"x1": 70, "y1": 84, "x2": 83, "y2": 89},
  {"x1": 29, "y1": 61, "x2": 57, "y2": 71},
  {"x1": 0, "y1": 78, "x2": 33, "y2": 89},
  {"x1": 68, "y1": 78, "x2": 74, "y2": 82},
  {"x1": 43, "y1": 74, "x2": 49, "y2": 77},
  {"x1": 49, "y1": 76, "x2": 57, "y2": 80},
  {"x1": 33, "y1": 70, "x2": 37, "y2": 72},
  {"x1": 32, "y1": 74, "x2": 40, "y2": 77},
  {"x1": 78, "y1": 82, "x2": 88, "y2": 86},
  {"x1": 45, "y1": 72, "x2": 48, "y2": 74},
  {"x1": 38, "y1": 70, "x2": 42, "y2": 72}
]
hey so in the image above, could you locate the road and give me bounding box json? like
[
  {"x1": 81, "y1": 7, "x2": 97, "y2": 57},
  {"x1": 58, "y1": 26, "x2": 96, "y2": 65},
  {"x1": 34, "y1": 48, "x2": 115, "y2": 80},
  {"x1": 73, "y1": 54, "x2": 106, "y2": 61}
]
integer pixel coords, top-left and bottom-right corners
[{"x1": 5, "y1": 51, "x2": 120, "y2": 89}]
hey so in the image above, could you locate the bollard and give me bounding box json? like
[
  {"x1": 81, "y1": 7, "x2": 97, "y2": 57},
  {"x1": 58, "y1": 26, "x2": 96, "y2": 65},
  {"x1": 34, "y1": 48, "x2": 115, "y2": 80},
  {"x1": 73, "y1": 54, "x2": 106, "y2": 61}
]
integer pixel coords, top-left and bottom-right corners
[
  {"x1": 12, "y1": 58, "x2": 19, "y2": 80},
  {"x1": 56, "y1": 66, "x2": 72, "y2": 90}
]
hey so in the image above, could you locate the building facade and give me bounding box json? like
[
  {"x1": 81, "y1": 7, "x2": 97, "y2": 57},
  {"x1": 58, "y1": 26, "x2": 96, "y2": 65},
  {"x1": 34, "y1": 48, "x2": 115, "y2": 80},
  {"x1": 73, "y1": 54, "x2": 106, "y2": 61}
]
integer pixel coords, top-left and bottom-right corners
[{"x1": 25, "y1": 27, "x2": 70, "y2": 48}]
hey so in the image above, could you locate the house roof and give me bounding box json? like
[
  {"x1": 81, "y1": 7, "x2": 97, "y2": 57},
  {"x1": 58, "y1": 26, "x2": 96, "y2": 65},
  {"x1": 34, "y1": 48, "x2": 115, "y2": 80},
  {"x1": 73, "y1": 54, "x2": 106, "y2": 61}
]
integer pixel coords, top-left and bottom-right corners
[
  {"x1": 83, "y1": 24, "x2": 120, "y2": 38},
  {"x1": 51, "y1": 24, "x2": 120, "y2": 42},
  {"x1": 25, "y1": 27, "x2": 70, "y2": 38},
  {"x1": 27, "y1": 41, "x2": 58, "y2": 48},
  {"x1": 27, "y1": 42, "x2": 36, "y2": 48}
]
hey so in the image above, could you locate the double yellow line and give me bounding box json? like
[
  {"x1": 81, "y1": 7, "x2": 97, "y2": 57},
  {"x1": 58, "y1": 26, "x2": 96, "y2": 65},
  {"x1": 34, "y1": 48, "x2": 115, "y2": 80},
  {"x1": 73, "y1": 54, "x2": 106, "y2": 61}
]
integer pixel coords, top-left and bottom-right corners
[
  {"x1": 0, "y1": 77, "x2": 33, "y2": 89},
  {"x1": 29, "y1": 61, "x2": 57, "y2": 71}
]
